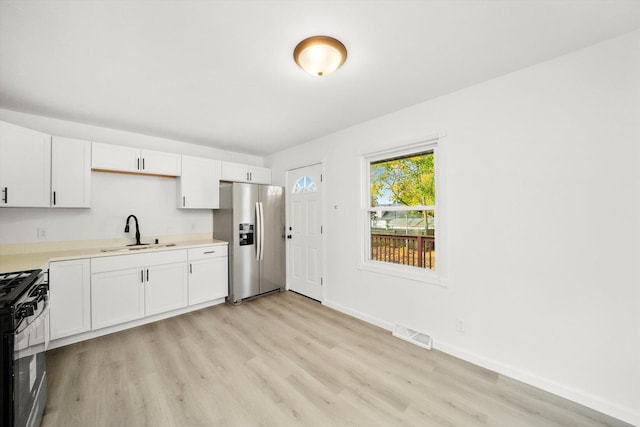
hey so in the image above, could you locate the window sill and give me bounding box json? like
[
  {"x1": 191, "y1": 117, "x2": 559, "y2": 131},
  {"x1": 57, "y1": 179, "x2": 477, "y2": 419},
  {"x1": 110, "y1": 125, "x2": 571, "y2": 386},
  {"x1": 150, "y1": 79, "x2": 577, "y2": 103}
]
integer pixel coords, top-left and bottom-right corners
[{"x1": 357, "y1": 260, "x2": 448, "y2": 288}]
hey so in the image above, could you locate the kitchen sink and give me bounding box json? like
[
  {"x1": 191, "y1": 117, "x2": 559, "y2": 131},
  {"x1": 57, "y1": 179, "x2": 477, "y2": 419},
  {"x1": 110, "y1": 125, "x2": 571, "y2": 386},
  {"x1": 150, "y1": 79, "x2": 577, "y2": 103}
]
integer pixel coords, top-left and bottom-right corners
[{"x1": 100, "y1": 243, "x2": 177, "y2": 253}]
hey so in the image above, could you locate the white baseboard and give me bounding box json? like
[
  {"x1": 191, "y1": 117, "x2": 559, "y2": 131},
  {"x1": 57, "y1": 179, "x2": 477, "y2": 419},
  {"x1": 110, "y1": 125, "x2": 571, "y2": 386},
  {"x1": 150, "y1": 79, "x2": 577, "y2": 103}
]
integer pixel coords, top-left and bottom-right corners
[
  {"x1": 323, "y1": 299, "x2": 394, "y2": 331},
  {"x1": 323, "y1": 299, "x2": 639, "y2": 427},
  {"x1": 434, "y1": 341, "x2": 639, "y2": 426}
]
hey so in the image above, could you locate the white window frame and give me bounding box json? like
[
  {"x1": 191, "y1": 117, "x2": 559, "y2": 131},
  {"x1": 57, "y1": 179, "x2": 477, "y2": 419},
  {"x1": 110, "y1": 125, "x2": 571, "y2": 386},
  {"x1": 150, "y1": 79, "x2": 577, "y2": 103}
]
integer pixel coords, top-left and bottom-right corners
[{"x1": 359, "y1": 135, "x2": 448, "y2": 287}]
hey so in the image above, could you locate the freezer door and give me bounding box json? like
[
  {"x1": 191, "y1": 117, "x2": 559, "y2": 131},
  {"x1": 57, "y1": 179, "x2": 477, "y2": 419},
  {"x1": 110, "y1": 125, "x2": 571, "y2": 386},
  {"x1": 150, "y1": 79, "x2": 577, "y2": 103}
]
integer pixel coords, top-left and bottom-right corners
[
  {"x1": 231, "y1": 183, "x2": 260, "y2": 301},
  {"x1": 259, "y1": 185, "x2": 286, "y2": 293}
]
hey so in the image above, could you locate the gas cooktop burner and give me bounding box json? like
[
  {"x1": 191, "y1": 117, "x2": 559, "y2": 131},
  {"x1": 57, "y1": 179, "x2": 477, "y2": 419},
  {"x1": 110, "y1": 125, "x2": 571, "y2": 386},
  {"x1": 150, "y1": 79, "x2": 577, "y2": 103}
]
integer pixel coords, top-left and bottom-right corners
[{"x1": 0, "y1": 269, "x2": 42, "y2": 305}]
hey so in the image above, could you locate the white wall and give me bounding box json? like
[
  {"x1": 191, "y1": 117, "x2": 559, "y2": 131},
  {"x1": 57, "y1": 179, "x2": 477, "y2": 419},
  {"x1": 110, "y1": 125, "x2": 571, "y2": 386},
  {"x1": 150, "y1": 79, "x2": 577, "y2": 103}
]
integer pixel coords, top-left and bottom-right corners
[
  {"x1": 0, "y1": 109, "x2": 263, "y2": 244},
  {"x1": 0, "y1": 172, "x2": 211, "y2": 244},
  {"x1": 266, "y1": 30, "x2": 640, "y2": 425}
]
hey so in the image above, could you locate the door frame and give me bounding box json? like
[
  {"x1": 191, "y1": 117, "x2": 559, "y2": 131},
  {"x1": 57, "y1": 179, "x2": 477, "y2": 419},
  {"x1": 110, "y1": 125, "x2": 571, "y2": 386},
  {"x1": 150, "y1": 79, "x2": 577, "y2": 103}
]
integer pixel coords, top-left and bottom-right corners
[{"x1": 285, "y1": 161, "x2": 326, "y2": 303}]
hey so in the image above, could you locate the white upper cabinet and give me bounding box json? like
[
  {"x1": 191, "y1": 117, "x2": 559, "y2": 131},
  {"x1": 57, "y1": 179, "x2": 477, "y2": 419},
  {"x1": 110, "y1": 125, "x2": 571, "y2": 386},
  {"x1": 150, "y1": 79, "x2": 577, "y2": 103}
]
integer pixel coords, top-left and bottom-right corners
[
  {"x1": 0, "y1": 121, "x2": 51, "y2": 207},
  {"x1": 140, "y1": 149, "x2": 181, "y2": 176},
  {"x1": 91, "y1": 142, "x2": 181, "y2": 176},
  {"x1": 91, "y1": 142, "x2": 138, "y2": 173},
  {"x1": 221, "y1": 161, "x2": 271, "y2": 184},
  {"x1": 178, "y1": 155, "x2": 221, "y2": 209},
  {"x1": 51, "y1": 136, "x2": 91, "y2": 208}
]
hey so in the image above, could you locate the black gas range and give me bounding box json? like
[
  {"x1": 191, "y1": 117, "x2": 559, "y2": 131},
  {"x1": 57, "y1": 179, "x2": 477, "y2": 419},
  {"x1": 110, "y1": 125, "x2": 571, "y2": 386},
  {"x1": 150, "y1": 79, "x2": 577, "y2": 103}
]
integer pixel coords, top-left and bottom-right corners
[{"x1": 0, "y1": 269, "x2": 50, "y2": 427}]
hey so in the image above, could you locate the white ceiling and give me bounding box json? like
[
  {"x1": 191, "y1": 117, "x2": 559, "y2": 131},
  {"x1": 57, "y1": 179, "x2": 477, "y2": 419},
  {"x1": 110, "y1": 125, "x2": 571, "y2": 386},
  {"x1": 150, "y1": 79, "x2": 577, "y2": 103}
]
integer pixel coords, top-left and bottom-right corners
[{"x1": 1, "y1": 1, "x2": 639, "y2": 156}]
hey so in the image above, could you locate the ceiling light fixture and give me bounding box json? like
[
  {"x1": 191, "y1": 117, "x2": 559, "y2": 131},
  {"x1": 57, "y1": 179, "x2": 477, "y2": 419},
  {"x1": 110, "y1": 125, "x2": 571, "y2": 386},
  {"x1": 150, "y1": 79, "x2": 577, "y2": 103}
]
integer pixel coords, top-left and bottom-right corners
[{"x1": 293, "y1": 36, "x2": 347, "y2": 77}]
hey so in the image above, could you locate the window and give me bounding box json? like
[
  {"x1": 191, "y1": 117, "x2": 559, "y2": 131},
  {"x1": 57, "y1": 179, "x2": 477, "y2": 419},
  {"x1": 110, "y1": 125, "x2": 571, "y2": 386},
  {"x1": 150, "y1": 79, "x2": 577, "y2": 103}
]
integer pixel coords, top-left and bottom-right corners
[
  {"x1": 361, "y1": 138, "x2": 445, "y2": 285},
  {"x1": 293, "y1": 176, "x2": 316, "y2": 193}
]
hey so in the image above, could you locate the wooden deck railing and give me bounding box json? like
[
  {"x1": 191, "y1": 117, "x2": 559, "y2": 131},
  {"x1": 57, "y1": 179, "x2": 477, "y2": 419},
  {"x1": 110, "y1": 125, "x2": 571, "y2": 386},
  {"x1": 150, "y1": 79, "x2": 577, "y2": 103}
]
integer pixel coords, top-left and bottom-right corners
[{"x1": 371, "y1": 234, "x2": 435, "y2": 269}]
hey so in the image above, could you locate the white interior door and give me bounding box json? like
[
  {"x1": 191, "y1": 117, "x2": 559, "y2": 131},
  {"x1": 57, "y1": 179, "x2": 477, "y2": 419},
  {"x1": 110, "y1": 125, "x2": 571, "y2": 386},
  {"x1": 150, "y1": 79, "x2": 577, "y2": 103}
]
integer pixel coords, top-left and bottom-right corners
[{"x1": 287, "y1": 164, "x2": 323, "y2": 301}]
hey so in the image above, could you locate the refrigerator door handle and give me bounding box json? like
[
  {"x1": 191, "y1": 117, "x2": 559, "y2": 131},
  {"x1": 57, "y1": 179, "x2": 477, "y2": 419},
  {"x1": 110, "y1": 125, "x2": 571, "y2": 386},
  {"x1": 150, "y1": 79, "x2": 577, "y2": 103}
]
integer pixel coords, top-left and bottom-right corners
[
  {"x1": 259, "y1": 202, "x2": 265, "y2": 260},
  {"x1": 255, "y1": 201, "x2": 262, "y2": 261}
]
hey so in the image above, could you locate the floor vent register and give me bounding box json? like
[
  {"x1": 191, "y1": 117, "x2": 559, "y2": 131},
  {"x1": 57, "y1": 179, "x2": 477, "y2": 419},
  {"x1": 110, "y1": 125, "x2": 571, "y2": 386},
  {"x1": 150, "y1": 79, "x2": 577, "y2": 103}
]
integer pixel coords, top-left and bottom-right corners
[{"x1": 392, "y1": 323, "x2": 433, "y2": 350}]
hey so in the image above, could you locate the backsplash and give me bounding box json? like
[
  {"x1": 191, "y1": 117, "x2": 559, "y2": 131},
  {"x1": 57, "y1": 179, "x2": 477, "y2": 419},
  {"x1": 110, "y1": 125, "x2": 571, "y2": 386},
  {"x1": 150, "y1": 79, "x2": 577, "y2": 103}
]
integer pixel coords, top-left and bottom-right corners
[{"x1": 0, "y1": 171, "x2": 213, "y2": 244}]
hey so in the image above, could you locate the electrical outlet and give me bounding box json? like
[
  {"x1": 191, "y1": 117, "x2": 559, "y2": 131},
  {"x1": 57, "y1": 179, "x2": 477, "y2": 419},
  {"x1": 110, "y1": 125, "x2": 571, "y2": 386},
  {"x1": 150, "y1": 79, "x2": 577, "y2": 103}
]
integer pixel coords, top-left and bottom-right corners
[
  {"x1": 37, "y1": 227, "x2": 47, "y2": 240},
  {"x1": 456, "y1": 318, "x2": 467, "y2": 333}
]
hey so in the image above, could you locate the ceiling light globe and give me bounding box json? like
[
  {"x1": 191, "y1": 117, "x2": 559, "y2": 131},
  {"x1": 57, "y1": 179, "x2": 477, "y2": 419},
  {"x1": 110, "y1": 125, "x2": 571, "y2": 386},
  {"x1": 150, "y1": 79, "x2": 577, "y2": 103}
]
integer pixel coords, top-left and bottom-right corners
[{"x1": 294, "y1": 36, "x2": 347, "y2": 77}]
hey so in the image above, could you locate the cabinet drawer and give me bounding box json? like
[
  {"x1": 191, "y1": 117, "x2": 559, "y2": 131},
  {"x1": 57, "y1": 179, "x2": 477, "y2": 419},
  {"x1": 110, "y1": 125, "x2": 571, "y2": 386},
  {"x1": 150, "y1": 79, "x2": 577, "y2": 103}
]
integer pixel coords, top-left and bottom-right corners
[
  {"x1": 91, "y1": 249, "x2": 187, "y2": 273},
  {"x1": 188, "y1": 245, "x2": 228, "y2": 261}
]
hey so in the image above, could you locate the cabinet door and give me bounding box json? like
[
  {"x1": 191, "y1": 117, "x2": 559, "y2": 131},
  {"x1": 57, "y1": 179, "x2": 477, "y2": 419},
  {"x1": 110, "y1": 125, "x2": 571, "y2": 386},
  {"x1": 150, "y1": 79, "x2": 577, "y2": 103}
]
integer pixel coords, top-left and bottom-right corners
[
  {"x1": 178, "y1": 155, "x2": 221, "y2": 209},
  {"x1": 144, "y1": 262, "x2": 188, "y2": 316},
  {"x1": 140, "y1": 149, "x2": 181, "y2": 176},
  {"x1": 188, "y1": 257, "x2": 228, "y2": 305},
  {"x1": 49, "y1": 259, "x2": 91, "y2": 339},
  {"x1": 247, "y1": 166, "x2": 271, "y2": 184},
  {"x1": 221, "y1": 161, "x2": 249, "y2": 183},
  {"x1": 221, "y1": 161, "x2": 271, "y2": 184},
  {"x1": 0, "y1": 121, "x2": 51, "y2": 207},
  {"x1": 91, "y1": 268, "x2": 145, "y2": 330},
  {"x1": 91, "y1": 142, "x2": 140, "y2": 173},
  {"x1": 51, "y1": 136, "x2": 91, "y2": 208}
]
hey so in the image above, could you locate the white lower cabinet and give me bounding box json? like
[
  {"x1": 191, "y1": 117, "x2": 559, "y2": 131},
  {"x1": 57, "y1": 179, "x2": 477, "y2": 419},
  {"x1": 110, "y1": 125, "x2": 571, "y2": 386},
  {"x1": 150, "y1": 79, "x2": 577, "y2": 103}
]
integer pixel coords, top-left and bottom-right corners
[
  {"x1": 145, "y1": 262, "x2": 188, "y2": 316},
  {"x1": 49, "y1": 259, "x2": 91, "y2": 339},
  {"x1": 188, "y1": 245, "x2": 228, "y2": 305},
  {"x1": 49, "y1": 245, "x2": 227, "y2": 346},
  {"x1": 90, "y1": 249, "x2": 188, "y2": 330},
  {"x1": 91, "y1": 267, "x2": 145, "y2": 330}
]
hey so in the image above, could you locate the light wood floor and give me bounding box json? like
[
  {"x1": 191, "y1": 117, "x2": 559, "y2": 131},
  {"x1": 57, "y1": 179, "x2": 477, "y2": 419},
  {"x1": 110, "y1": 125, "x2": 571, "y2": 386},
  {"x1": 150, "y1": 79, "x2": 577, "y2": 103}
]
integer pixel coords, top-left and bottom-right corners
[{"x1": 42, "y1": 291, "x2": 631, "y2": 427}]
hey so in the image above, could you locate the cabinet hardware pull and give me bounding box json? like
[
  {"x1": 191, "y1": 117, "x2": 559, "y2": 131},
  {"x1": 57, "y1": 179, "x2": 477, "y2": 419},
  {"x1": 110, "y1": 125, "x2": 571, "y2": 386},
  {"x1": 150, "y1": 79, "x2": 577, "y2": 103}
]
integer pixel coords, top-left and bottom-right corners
[
  {"x1": 53, "y1": 191, "x2": 56, "y2": 206},
  {"x1": 146, "y1": 269, "x2": 149, "y2": 281},
  {"x1": 203, "y1": 250, "x2": 216, "y2": 254},
  {"x1": 2, "y1": 187, "x2": 7, "y2": 203},
  {"x1": 142, "y1": 158, "x2": 145, "y2": 170},
  {"x1": 189, "y1": 264, "x2": 192, "y2": 274},
  {"x1": 183, "y1": 196, "x2": 185, "y2": 207},
  {"x1": 137, "y1": 158, "x2": 140, "y2": 170},
  {"x1": 250, "y1": 172, "x2": 252, "y2": 181},
  {"x1": 141, "y1": 270, "x2": 144, "y2": 283}
]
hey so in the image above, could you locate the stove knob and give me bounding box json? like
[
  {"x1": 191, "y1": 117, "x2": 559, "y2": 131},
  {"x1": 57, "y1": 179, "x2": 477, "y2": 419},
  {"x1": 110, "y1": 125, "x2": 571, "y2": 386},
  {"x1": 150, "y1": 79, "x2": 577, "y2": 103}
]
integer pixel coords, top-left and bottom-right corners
[
  {"x1": 34, "y1": 284, "x2": 48, "y2": 297},
  {"x1": 17, "y1": 302, "x2": 35, "y2": 318}
]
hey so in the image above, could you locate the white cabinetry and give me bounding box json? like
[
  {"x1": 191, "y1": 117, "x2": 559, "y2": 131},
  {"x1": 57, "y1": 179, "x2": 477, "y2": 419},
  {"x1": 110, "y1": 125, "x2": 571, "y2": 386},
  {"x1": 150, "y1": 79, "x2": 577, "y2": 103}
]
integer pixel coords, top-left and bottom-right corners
[
  {"x1": 51, "y1": 136, "x2": 92, "y2": 208},
  {"x1": 140, "y1": 149, "x2": 182, "y2": 176},
  {"x1": 221, "y1": 161, "x2": 271, "y2": 184},
  {"x1": 91, "y1": 142, "x2": 139, "y2": 173},
  {"x1": 178, "y1": 155, "x2": 221, "y2": 209},
  {"x1": 90, "y1": 250, "x2": 188, "y2": 330},
  {"x1": 0, "y1": 121, "x2": 51, "y2": 207},
  {"x1": 188, "y1": 245, "x2": 228, "y2": 305},
  {"x1": 91, "y1": 142, "x2": 181, "y2": 176},
  {"x1": 145, "y1": 261, "x2": 189, "y2": 316},
  {"x1": 49, "y1": 259, "x2": 91, "y2": 339},
  {"x1": 91, "y1": 267, "x2": 145, "y2": 330}
]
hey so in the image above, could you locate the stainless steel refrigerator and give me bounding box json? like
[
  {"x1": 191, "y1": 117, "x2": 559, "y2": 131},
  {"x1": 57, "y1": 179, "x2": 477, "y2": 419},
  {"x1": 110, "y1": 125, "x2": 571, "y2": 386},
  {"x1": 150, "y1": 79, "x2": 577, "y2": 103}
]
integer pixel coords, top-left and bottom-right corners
[{"x1": 214, "y1": 182, "x2": 286, "y2": 303}]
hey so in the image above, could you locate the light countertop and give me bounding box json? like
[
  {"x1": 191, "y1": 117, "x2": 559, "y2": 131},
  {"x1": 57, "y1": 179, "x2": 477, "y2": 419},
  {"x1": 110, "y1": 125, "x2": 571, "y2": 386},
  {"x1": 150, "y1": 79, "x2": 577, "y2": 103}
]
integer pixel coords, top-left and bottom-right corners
[{"x1": 0, "y1": 235, "x2": 228, "y2": 273}]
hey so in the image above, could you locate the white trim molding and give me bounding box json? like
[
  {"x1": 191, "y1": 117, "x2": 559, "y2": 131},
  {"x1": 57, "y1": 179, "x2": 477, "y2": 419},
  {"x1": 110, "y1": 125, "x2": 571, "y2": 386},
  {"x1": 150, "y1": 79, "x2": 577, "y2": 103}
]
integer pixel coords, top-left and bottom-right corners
[{"x1": 358, "y1": 134, "x2": 449, "y2": 287}]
